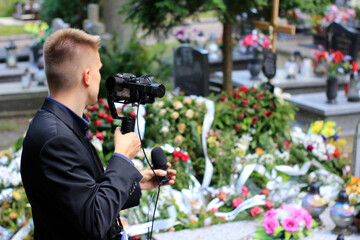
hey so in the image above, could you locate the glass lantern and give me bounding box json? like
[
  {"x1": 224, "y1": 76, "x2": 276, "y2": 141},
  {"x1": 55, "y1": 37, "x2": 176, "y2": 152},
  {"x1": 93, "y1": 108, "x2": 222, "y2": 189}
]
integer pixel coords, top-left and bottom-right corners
[
  {"x1": 5, "y1": 40, "x2": 17, "y2": 68},
  {"x1": 302, "y1": 181, "x2": 327, "y2": 225},
  {"x1": 330, "y1": 190, "x2": 355, "y2": 235}
]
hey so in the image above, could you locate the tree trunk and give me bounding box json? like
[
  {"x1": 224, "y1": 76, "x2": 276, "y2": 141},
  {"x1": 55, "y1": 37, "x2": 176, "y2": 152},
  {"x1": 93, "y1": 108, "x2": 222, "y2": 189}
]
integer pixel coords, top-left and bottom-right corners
[{"x1": 222, "y1": 18, "x2": 233, "y2": 91}]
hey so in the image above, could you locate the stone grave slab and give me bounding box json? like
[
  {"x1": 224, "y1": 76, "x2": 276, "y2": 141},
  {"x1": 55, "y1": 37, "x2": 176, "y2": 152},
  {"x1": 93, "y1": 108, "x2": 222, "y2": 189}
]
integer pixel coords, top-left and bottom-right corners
[
  {"x1": 0, "y1": 81, "x2": 48, "y2": 116},
  {"x1": 286, "y1": 91, "x2": 360, "y2": 136},
  {"x1": 0, "y1": 62, "x2": 38, "y2": 83},
  {"x1": 153, "y1": 207, "x2": 359, "y2": 240},
  {"x1": 213, "y1": 69, "x2": 346, "y2": 95},
  {"x1": 173, "y1": 45, "x2": 210, "y2": 96}
]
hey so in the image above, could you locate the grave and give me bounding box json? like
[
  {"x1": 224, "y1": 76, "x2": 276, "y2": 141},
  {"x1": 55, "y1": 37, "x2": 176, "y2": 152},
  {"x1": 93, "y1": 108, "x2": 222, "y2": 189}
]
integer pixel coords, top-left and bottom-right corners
[
  {"x1": 326, "y1": 22, "x2": 360, "y2": 61},
  {"x1": 212, "y1": 68, "x2": 346, "y2": 95},
  {"x1": 173, "y1": 45, "x2": 210, "y2": 96},
  {"x1": 83, "y1": 4, "x2": 105, "y2": 36},
  {"x1": 286, "y1": 91, "x2": 360, "y2": 137}
]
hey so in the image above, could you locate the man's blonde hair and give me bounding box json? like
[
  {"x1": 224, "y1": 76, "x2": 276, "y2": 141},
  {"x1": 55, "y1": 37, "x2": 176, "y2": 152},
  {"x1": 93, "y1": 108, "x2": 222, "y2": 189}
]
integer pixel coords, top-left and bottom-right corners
[{"x1": 43, "y1": 28, "x2": 100, "y2": 94}]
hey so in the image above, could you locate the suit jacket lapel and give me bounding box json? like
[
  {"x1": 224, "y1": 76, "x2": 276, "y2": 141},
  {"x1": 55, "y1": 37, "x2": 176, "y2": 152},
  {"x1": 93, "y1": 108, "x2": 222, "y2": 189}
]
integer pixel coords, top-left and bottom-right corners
[{"x1": 41, "y1": 99, "x2": 104, "y2": 175}]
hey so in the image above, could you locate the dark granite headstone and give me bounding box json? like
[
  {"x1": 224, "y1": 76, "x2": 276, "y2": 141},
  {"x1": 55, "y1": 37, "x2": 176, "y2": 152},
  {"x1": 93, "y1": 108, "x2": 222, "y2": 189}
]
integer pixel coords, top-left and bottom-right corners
[
  {"x1": 173, "y1": 45, "x2": 209, "y2": 96},
  {"x1": 326, "y1": 22, "x2": 359, "y2": 60}
]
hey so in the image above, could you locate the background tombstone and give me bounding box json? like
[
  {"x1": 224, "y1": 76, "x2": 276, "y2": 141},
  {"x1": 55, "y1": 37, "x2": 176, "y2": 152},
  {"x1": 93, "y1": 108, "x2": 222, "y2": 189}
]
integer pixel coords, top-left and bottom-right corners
[
  {"x1": 325, "y1": 22, "x2": 359, "y2": 61},
  {"x1": 173, "y1": 45, "x2": 210, "y2": 97},
  {"x1": 83, "y1": 4, "x2": 105, "y2": 35},
  {"x1": 51, "y1": 18, "x2": 70, "y2": 31}
]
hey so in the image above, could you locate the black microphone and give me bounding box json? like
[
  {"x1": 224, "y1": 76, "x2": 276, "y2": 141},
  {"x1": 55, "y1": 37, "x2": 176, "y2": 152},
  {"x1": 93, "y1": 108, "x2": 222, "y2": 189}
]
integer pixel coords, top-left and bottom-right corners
[{"x1": 151, "y1": 147, "x2": 170, "y2": 185}]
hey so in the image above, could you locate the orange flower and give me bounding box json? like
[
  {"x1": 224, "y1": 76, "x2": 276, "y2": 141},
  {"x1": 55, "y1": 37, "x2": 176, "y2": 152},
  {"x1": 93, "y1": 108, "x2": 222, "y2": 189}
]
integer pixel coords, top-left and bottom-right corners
[{"x1": 255, "y1": 147, "x2": 264, "y2": 155}]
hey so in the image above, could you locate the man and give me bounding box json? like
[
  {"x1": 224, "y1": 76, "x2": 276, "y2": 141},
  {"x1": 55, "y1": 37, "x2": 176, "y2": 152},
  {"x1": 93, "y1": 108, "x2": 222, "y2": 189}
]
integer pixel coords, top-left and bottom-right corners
[{"x1": 20, "y1": 28, "x2": 176, "y2": 239}]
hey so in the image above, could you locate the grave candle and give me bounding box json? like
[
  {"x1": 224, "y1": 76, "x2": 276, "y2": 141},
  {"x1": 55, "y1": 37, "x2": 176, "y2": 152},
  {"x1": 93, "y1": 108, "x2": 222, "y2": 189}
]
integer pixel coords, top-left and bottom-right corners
[{"x1": 5, "y1": 40, "x2": 17, "y2": 68}]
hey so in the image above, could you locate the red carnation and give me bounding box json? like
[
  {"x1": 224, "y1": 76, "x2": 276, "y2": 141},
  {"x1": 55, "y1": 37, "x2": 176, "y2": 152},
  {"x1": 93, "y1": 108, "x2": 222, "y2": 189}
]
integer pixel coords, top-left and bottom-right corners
[
  {"x1": 241, "y1": 97, "x2": 249, "y2": 107},
  {"x1": 251, "y1": 116, "x2": 258, "y2": 125},
  {"x1": 332, "y1": 51, "x2": 344, "y2": 63},
  {"x1": 95, "y1": 132, "x2": 104, "y2": 141},
  {"x1": 264, "y1": 110, "x2": 273, "y2": 117},
  {"x1": 260, "y1": 189, "x2": 270, "y2": 196},
  {"x1": 234, "y1": 123, "x2": 242, "y2": 133},
  {"x1": 106, "y1": 115, "x2": 114, "y2": 124},
  {"x1": 233, "y1": 92, "x2": 241, "y2": 99},
  {"x1": 353, "y1": 61, "x2": 358, "y2": 73},
  {"x1": 92, "y1": 104, "x2": 99, "y2": 111},
  {"x1": 98, "y1": 111, "x2": 106, "y2": 119},
  {"x1": 85, "y1": 112, "x2": 91, "y2": 119},
  {"x1": 239, "y1": 86, "x2": 249, "y2": 94},
  {"x1": 130, "y1": 111, "x2": 137, "y2": 118},
  {"x1": 218, "y1": 96, "x2": 227, "y2": 102},
  {"x1": 93, "y1": 119, "x2": 102, "y2": 126},
  {"x1": 264, "y1": 201, "x2": 274, "y2": 210},
  {"x1": 250, "y1": 206, "x2": 262, "y2": 216},
  {"x1": 104, "y1": 104, "x2": 110, "y2": 111},
  {"x1": 98, "y1": 98, "x2": 105, "y2": 104},
  {"x1": 255, "y1": 93, "x2": 264, "y2": 100}
]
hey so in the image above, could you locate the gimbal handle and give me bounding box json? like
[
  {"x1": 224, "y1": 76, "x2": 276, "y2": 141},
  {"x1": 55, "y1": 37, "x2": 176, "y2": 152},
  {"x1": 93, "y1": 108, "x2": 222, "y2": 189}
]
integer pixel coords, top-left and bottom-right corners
[{"x1": 107, "y1": 95, "x2": 136, "y2": 134}]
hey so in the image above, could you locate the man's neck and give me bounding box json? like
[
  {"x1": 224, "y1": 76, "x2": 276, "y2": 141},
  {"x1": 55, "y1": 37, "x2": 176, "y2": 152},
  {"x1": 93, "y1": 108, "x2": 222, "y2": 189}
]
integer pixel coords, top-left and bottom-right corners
[{"x1": 49, "y1": 94, "x2": 86, "y2": 117}]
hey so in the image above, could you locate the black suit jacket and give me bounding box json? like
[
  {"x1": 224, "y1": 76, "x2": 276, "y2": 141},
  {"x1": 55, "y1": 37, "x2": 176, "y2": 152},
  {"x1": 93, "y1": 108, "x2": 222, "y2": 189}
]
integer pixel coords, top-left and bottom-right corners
[{"x1": 21, "y1": 98, "x2": 143, "y2": 240}]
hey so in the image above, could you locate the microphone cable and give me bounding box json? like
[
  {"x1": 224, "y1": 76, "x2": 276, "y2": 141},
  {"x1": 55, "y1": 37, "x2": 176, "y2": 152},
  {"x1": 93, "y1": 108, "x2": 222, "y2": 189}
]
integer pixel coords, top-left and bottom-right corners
[{"x1": 134, "y1": 100, "x2": 163, "y2": 240}]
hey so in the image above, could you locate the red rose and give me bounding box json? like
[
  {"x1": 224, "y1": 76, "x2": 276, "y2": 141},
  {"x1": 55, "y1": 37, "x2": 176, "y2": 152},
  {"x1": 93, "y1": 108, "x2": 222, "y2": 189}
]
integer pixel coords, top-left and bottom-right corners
[
  {"x1": 95, "y1": 132, "x2": 104, "y2": 141},
  {"x1": 98, "y1": 111, "x2": 106, "y2": 119},
  {"x1": 241, "y1": 97, "x2": 249, "y2": 107},
  {"x1": 232, "y1": 197, "x2": 243, "y2": 208},
  {"x1": 234, "y1": 123, "x2": 242, "y2": 133},
  {"x1": 255, "y1": 93, "x2": 264, "y2": 100},
  {"x1": 106, "y1": 115, "x2": 114, "y2": 124},
  {"x1": 117, "y1": 109, "x2": 122, "y2": 114},
  {"x1": 93, "y1": 119, "x2": 102, "y2": 126},
  {"x1": 237, "y1": 113, "x2": 245, "y2": 120},
  {"x1": 250, "y1": 206, "x2": 262, "y2": 216},
  {"x1": 251, "y1": 116, "x2": 258, "y2": 125},
  {"x1": 92, "y1": 104, "x2": 99, "y2": 111},
  {"x1": 264, "y1": 201, "x2": 274, "y2": 210},
  {"x1": 98, "y1": 98, "x2": 105, "y2": 104},
  {"x1": 239, "y1": 86, "x2": 249, "y2": 94},
  {"x1": 260, "y1": 189, "x2": 270, "y2": 196},
  {"x1": 264, "y1": 110, "x2": 273, "y2": 117},
  {"x1": 332, "y1": 151, "x2": 341, "y2": 158},
  {"x1": 233, "y1": 92, "x2": 241, "y2": 99},
  {"x1": 252, "y1": 103, "x2": 261, "y2": 111},
  {"x1": 88, "y1": 132, "x2": 92, "y2": 139},
  {"x1": 104, "y1": 104, "x2": 110, "y2": 111},
  {"x1": 242, "y1": 185, "x2": 248, "y2": 198},
  {"x1": 332, "y1": 51, "x2": 344, "y2": 63},
  {"x1": 218, "y1": 96, "x2": 227, "y2": 102},
  {"x1": 85, "y1": 112, "x2": 91, "y2": 119},
  {"x1": 353, "y1": 61, "x2": 358, "y2": 73},
  {"x1": 173, "y1": 156, "x2": 179, "y2": 163}
]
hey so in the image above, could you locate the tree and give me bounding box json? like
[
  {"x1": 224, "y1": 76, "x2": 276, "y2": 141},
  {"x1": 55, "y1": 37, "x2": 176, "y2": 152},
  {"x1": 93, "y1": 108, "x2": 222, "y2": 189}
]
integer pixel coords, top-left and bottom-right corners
[{"x1": 121, "y1": 0, "x2": 267, "y2": 91}]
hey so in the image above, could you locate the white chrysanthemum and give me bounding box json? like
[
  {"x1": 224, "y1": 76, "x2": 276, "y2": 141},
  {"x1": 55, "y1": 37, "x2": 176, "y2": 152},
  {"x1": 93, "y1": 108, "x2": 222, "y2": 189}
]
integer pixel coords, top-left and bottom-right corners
[
  {"x1": 290, "y1": 126, "x2": 306, "y2": 144},
  {"x1": 160, "y1": 126, "x2": 169, "y2": 134},
  {"x1": 245, "y1": 153, "x2": 259, "y2": 163},
  {"x1": 91, "y1": 137, "x2": 103, "y2": 152},
  {"x1": 326, "y1": 143, "x2": 336, "y2": 155},
  {"x1": 260, "y1": 154, "x2": 275, "y2": 165}
]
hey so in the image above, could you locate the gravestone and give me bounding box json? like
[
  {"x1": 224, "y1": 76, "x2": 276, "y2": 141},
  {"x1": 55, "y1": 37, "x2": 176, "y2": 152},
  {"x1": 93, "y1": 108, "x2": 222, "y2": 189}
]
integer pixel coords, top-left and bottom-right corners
[
  {"x1": 326, "y1": 22, "x2": 360, "y2": 61},
  {"x1": 83, "y1": 4, "x2": 105, "y2": 35},
  {"x1": 173, "y1": 45, "x2": 210, "y2": 97},
  {"x1": 51, "y1": 18, "x2": 70, "y2": 31}
]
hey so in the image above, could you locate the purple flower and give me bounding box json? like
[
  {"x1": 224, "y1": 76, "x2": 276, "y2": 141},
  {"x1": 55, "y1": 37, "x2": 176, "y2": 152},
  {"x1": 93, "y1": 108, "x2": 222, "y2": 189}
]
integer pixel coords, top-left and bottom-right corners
[
  {"x1": 282, "y1": 217, "x2": 299, "y2": 234},
  {"x1": 307, "y1": 144, "x2": 314, "y2": 152},
  {"x1": 343, "y1": 55, "x2": 352, "y2": 62},
  {"x1": 263, "y1": 217, "x2": 279, "y2": 236}
]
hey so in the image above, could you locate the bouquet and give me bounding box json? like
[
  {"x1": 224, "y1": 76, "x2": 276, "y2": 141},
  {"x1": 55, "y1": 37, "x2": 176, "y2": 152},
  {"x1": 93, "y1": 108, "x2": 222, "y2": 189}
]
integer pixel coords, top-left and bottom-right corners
[
  {"x1": 254, "y1": 204, "x2": 317, "y2": 240},
  {"x1": 312, "y1": 46, "x2": 354, "y2": 77},
  {"x1": 174, "y1": 26, "x2": 200, "y2": 45},
  {"x1": 242, "y1": 30, "x2": 270, "y2": 58}
]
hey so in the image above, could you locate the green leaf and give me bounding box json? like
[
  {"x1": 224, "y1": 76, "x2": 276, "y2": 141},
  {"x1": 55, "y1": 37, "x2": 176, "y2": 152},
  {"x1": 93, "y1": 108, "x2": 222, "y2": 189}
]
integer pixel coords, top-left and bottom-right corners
[
  {"x1": 285, "y1": 231, "x2": 291, "y2": 240},
  {"x1": 254, "y1": 228, "x2": 274, "y2": 239},
  {"x1": 273, "y1": 226, "x2": 284, "y2": 237},
  {"x1": 311, "y1": 219, "x2": 318, "y2": 228}
]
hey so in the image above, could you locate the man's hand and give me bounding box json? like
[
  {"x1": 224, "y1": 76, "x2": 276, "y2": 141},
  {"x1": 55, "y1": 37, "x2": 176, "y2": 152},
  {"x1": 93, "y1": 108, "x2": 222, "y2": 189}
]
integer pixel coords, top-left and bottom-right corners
[
  {"x1": 113, "y1": 127, "x2": 140, "y2": 159},
  {"x1": 140, "y1": 163, "x2": 177, "y2": 190}
]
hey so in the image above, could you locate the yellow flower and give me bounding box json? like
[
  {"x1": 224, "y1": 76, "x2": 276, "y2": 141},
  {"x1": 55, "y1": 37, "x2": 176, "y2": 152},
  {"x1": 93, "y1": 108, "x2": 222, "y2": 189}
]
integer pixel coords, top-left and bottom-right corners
[
  {"x1": 337, "y1": 138, "x2": 347, "y2": 147},
  {"x1": 185, "y1": 109, "x2": 194, "y2": 118},
  {"x1": 171, "y1": 112, "x2": 179, "y2": 119},
  {"x1": 173, "y1": 100, "x2": 183, "y2": 110},
  {"x1": 324, "y1": 121, "x2": 336, "y2": 128},
  {"x1": 207, "y1": 136, "x2": 216, "y2": 144},
  {"x1": 13, "y1": 190, "x2": 22, "y2": 201},
  {"x1": 321, "y1": 127, "x2": 335, "y2": 138},
  {"x1": 159, "y1": 109, "x2": 166, "y2": 116},
  {"x1": 310, "y1": 120, "x2": 324, "y2": 134}
]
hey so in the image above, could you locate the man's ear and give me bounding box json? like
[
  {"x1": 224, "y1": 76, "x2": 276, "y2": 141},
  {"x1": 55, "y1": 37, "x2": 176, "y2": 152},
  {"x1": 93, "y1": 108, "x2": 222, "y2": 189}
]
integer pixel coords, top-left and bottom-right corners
[{"x1": 82, "y1": 68, "x2": 91, "y2": 87}]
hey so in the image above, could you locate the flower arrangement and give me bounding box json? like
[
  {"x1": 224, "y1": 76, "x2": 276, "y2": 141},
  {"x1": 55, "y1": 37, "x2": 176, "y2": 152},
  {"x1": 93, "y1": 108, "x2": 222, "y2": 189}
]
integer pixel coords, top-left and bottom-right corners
[
  {"x1": 241, "y1": 30, "x2": 270, "y2": 58},
  {"x1": 24, "y1": 22, "x2": 53, "y2": 47},
  {"x1": 346, "y1": 176, "x2": 360, "y2": 209},
  {"x1": 312, "y1": 46, "x2": 354, "y2": 77},
  {"x1": 311, "y1": 5, "x2": 357, "y2": 34},
  {"x1": 254, "y1": 204, "x2": 318, "y2": 240},
  {"x1": 174, "y1": 26, "x2": 200, "y2": 45}
]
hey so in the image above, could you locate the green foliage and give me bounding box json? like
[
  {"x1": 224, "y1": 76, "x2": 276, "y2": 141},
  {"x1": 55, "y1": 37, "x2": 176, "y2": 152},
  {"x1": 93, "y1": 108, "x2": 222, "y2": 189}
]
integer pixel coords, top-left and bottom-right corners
[
  {"x1": 0, "y1": 0, "x2": 24, "y2": 17},
  {"x1": 98, "y1": 33, "x2": 171, "y2": 98},
  {"x1": 39, "y1": 0, "x2": 99, "y2": 28}
]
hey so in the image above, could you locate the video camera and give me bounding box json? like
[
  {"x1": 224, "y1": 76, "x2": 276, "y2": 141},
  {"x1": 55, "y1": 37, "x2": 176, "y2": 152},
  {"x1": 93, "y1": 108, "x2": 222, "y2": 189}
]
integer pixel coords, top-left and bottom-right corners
[{"x1": 106, "y1": 73, "x2": 165, "y2": 133}]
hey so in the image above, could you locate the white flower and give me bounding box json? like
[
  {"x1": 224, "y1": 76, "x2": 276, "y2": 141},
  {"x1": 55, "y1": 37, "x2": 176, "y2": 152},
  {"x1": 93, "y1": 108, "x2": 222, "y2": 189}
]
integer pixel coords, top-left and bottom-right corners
[
  {"x1": 132, "y1": 159, "x2": 145, "y2": 171},
  {"x1": 156, "y1": 101, "x2": 165, "y2": 108},
  {"x1": 160, "y1": 126, "x2": 169, "y2": 134},
  {"x1": 159, "y1": 109, "x2": 166, "y2": 116},
  {"x1": 91, "y1": 137, "x2": 103, "y2": 152},
  {"x1": 171, "y1": 112, "x2": 179, "y2": 119},
  {"x1": 326, "y1": 143, "x2": 336, "y2": 155},
  {"x1": 183, "y1": 98, "x2": 192, "y2": 105},
  {"x1": 185, "y1": 109, "x2": 194, "y2": 118}
]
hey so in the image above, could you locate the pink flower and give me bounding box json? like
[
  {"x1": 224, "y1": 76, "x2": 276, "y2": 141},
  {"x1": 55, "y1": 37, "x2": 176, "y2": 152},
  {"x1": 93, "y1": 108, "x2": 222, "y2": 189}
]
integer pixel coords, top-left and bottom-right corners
[
  {"x1": 242, "y1": 185, "x2": 248, "y2": 197},
  {"x1": 250, "y1": 206, "x2": 262, "y2": 216},
  {"x1": 260, "y1": 189, "x2": 270, "y2": 196},
  {"x1": 232, "y1": 197, "x2": 243, "y2": 208},
  {"x1": 282, "y1": 217, "x2": 299, "y2": 234},
  {"x1": 263, "y1": 217, "x2": 279, "y2": 236},
  {"x1": 242, "y1": 34, "x2": 257, "y2": 47},
  {"x1": 208, "y1": 208, "x2": 219, "y2": 213},
  {"x1": 264, "y1": 209, "x2": 277, "y2": 219},
  {"x1": 300, "y1": 209, "x2": 313, "y2": 229},
  {"x1": 264, "y1": 201, "x2": 274, "y2": 210}
]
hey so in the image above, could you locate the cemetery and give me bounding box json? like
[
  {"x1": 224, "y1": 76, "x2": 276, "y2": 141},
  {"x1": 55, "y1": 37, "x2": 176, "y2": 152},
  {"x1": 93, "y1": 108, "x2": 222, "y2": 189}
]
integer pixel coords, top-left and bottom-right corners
[{"x1": 1, "y1": 0, "x2": 360, "y2": 239}]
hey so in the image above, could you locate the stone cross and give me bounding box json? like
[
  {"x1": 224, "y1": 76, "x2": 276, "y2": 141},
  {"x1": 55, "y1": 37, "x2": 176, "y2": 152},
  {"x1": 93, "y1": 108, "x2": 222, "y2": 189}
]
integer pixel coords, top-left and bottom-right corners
[
  {"x1": 83, "y1": 4, "x2": 105, "y2": 35},
  {"x1": 254, "y1": 0, "x2": 296, "y2": 52}
]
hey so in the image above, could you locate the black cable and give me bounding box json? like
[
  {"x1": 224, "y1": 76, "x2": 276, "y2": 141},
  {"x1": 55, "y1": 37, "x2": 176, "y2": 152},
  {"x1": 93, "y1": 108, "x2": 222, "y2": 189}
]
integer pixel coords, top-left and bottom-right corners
[{"x1": 134, "y1": 100, "x2": 162, "y2": 240}]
